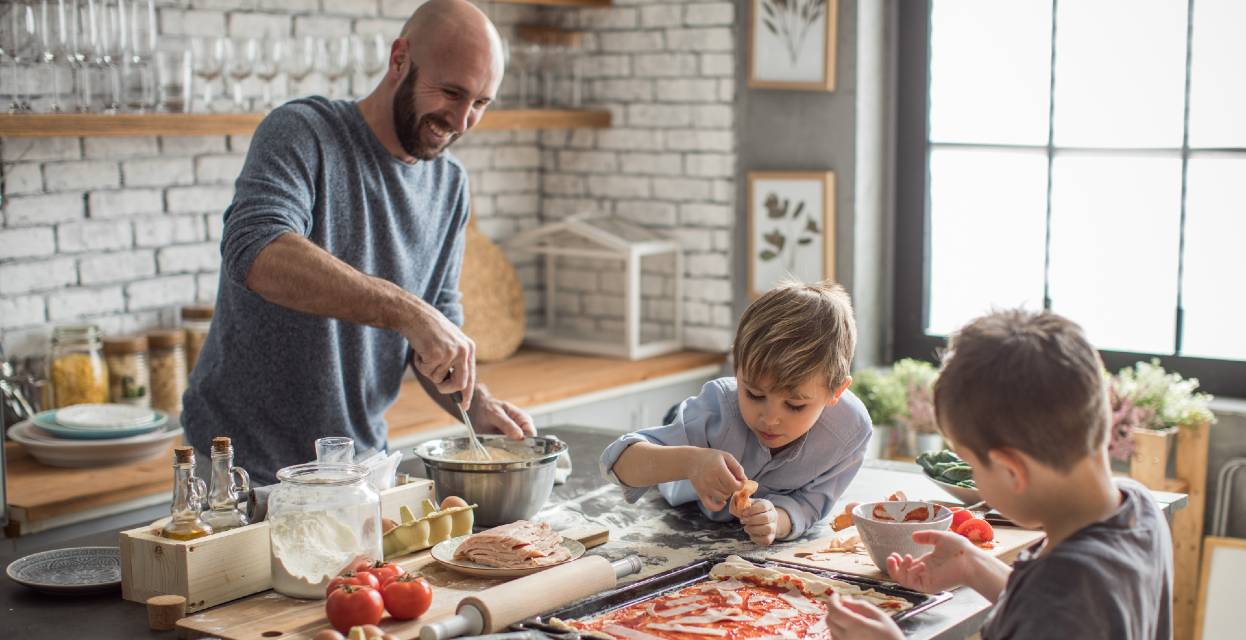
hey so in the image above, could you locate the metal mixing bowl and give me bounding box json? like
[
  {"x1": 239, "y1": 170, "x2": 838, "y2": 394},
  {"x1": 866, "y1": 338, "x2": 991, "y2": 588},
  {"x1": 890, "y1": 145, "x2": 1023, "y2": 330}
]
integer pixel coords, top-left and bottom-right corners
[{"x1": 412, "y1": 435, "x2": 567, "y2": 527}]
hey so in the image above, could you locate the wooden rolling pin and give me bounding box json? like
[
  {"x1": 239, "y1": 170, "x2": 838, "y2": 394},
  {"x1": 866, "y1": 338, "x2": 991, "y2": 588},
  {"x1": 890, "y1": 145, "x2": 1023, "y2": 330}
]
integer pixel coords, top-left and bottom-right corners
[{"x1": 420, "y1": 555, "x2": 642, "y2": 640}]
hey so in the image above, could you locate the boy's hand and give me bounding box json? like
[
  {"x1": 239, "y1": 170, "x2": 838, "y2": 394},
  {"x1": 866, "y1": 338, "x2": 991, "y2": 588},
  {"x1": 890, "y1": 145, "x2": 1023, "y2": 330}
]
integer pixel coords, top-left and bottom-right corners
[
  {"x1": 824, "y1": 592, "x2": 905, "y2": 640},
  {"x1": 732, "y1": 499, "x2": 779, "y2": 546},
  {"x1": 886, "y1": 529, "x2": 978, "y2": 593},
  {"x1": 689, "y1": 449, "x2": 745, "y2": 511}
]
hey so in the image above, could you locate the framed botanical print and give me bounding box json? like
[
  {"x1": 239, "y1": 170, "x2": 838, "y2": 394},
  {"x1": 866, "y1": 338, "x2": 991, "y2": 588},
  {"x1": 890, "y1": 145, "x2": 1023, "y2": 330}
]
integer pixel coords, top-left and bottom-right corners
[
  {"x1": 749, "y1": 0, "x2": 838, "y2": 91},
  {"x1": 747, "y1": 171, "x2": 836, "y2": 298}
]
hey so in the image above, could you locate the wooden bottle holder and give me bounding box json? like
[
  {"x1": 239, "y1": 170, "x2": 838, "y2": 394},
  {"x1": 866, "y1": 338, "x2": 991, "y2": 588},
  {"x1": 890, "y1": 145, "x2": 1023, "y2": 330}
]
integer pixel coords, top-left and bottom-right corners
[{"x1": 120, "y1": 478, "x2": 434, "y2": 612}]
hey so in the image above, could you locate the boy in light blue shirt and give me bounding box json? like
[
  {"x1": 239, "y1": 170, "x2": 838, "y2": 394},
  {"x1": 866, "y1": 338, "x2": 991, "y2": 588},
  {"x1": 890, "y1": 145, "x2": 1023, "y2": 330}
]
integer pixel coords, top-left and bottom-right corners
[{"x1": 600, "y1": 280, "x2": 872, "y2": 544}]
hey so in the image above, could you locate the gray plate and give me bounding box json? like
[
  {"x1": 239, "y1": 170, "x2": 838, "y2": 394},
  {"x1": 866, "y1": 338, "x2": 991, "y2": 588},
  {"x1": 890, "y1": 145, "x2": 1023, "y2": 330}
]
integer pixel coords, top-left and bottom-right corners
[{"x1": 6, "y1": 546, "x2": 122, "y2": 595}]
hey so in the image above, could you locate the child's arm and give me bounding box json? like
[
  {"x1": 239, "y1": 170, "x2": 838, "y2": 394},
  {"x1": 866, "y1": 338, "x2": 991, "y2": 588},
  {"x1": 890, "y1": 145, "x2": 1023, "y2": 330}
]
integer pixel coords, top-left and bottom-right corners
[
  {"x1": 614, "y1": 442, "x2": 746, "y2": 512},
  {"x1": 886, "y1": 530, "x2": 1012, "y2": 601}
]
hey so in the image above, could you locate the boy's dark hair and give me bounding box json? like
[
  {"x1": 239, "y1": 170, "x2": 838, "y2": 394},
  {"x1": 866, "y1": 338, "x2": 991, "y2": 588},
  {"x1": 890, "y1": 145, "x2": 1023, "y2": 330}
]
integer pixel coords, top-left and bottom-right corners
[{"x1": 934, "y1": 309, "x2": 1108, "y2": 471}]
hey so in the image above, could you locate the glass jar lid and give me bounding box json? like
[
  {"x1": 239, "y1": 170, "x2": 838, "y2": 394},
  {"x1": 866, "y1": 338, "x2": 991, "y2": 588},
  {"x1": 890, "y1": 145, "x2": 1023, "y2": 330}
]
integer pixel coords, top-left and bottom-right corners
[
  {"x1": 275, "y1": 462, "x2": 369, "y2": 486},
  {"x1": 51, "y1": 324, "x2": 100, "y2": 344},
  {"x1": 181, "y1": 305, "x2": 215, "y2": 321},
  {"x1": 147, "y1": 329, "x2": 185, "y2": 350},
  {"x1": 103, "y1": 335, "x2": 149, "y2": 355}
]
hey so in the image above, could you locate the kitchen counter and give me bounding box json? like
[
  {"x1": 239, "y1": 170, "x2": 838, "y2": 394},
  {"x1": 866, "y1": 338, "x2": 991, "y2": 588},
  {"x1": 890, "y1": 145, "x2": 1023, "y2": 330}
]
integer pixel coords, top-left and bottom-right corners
[
  {"x1": 3, "y1": 348, "x2": 725, "y2": 543},
  {"x1": 1, "y1": 425, "x2": 1186, "y2": 639}
]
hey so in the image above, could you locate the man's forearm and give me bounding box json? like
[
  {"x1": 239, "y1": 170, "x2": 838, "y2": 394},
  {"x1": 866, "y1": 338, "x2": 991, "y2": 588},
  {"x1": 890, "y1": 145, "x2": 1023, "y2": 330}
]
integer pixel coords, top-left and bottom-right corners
[
  {"x1": 246, "y1": 233, "x2": 427, "y2": 332},
  {"x1": 613, "y1": 442, "x2": 699, "y2": 488}
]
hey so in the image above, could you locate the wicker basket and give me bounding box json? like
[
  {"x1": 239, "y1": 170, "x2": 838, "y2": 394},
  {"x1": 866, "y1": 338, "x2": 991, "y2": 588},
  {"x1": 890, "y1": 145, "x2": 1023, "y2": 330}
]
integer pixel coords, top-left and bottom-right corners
[{"x1": 460, "y1": 225, "x2": 526, "y2": 362}]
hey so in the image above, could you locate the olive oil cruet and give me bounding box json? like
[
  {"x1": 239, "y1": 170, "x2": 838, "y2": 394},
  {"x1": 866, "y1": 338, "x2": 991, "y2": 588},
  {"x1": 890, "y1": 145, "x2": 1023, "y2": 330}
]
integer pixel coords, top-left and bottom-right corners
[{"x1": 161, "y1": 446, "x2": 213, "y2": 540}]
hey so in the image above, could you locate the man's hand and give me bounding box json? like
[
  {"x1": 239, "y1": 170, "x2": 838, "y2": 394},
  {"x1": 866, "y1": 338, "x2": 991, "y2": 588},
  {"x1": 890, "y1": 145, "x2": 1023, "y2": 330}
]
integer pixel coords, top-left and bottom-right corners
[
  {"x1": 466, "y1": 386, "x2": 535, "y2": 439},
  {"x1": 733, "y1": 499, "x2": 780, "y2": 546},
  {"x1": 886, "y1": 529, "x2": 979, "y2": 593},
  {"x1": 689, "y1": 449, "x2": 745, "y2": 512},
  {"x1": 824, "y1": 592, "x2": 905, "y2": 640},
  {"x1": 403, "y1": 306, "x2": 476, "y2": 410}
]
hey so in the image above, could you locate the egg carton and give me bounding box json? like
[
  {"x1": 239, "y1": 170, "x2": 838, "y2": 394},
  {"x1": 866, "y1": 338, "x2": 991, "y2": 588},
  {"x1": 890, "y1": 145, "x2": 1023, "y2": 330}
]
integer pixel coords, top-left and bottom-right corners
[{"x1": 382, "y1": 498, "x2": 476, "y2": 559}]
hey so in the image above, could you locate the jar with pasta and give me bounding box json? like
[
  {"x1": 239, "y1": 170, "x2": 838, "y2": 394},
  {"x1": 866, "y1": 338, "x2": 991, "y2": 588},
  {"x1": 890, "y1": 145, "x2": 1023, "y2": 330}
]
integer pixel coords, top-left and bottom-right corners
[
  {"x1": 148, "y1": 330, "x2": 188, "y2": 415},
  {"x1": 102, "y1": 335, "x2": 151, "y2": 407},
  {"x1": 49, "y1": 325, "x2": 109, "y2": 408},
  {"x1": 181, "y1": 305, "x2": 214, "y2": 376}
]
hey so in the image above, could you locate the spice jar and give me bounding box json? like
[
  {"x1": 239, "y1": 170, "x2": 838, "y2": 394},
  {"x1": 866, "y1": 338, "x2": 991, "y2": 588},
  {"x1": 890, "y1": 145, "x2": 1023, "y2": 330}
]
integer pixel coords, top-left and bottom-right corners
[
  {"x1": 49, "y1": 325, "x2": 109, "y2": 408},
  {"x1": 267, "y1": 462, "x2": 382, "y2": 599},
  {"x1": 102, "y1": 335, "x2": 151, "y2": 407},
  {"x1": 181, "y1": 305, "x2": 214, "y2": 376},
  {"x1": 148, "y1": 330, "x2": 188, "y2": 415}
]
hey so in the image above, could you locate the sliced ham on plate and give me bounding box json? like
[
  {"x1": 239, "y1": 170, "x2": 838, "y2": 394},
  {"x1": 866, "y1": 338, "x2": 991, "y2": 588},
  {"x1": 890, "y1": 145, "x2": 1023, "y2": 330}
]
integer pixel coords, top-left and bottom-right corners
[{"x1": 453, "y1": 520, "x2": 571, "y2": 569}]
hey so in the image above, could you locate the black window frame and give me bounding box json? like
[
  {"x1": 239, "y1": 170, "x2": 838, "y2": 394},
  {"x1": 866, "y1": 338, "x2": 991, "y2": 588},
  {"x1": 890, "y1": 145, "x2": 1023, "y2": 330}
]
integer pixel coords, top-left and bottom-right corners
[{"x1": 893, "y1": 0, "x2": 1246, "y2": 398}]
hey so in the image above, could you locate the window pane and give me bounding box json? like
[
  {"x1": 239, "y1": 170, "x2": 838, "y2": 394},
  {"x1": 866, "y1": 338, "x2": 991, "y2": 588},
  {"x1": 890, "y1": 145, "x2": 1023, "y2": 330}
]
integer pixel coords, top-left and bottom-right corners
[
  {"x1": 1049, "y1": 154, "x2": 1181, "y2": 353},
  {"x1": 929, "y1": 0, "x2": 1052, "y2": 145},
  {"x1": 1189, "y1": 0, "x2": 1246, "y2": 148},
  {"x1": 1053, "y1": 0, "x2": 1187, "y2": 148},
  {"x1": 927, "y1": 147, "x2": 1048, "y2": 336},
  {"x1": 1181, "y1": 157, "x2": 1246, "y2": 360}
]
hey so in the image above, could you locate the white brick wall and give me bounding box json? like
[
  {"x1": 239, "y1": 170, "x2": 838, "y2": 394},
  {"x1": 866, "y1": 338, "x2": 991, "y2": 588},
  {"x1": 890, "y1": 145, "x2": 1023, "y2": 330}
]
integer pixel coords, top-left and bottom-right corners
[{"x1": 1, "y1": 0, "x2": 735, "y2": 357}]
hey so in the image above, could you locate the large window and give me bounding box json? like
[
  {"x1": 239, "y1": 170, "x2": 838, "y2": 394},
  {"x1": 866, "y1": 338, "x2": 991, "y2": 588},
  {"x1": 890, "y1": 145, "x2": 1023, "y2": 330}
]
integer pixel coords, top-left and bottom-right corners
[{"x1": 896, "y1": 0, "x2": 1246, "y2": 397}]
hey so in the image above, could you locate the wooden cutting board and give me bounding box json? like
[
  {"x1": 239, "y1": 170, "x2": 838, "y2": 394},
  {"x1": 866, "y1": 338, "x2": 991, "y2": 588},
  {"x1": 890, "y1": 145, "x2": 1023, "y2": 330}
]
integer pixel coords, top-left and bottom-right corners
[
  {"x1": 769, "y1": 526, "x2": 1046, "y2": 580},
  {"x1": 176, "y1": 524, "x2": 610, "y2": 640}
]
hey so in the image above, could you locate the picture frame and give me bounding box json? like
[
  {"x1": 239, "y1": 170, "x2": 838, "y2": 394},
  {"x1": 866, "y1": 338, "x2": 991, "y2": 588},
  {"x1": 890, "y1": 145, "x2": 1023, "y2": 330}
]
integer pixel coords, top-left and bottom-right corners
[
  {"x1": 749, "y1": 0, "x2": 838, "y2": 91},
  {"x1": 1195, "y1": 536, "x2": 1246, "y2": 640},
  {"x1": 747, "y1": 171, "x2": 836, "y2": 299}
]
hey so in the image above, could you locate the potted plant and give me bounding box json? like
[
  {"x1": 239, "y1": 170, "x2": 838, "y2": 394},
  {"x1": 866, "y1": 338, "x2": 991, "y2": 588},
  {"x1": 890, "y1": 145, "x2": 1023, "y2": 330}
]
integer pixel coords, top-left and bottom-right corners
[
  {"x1": 892, "y1": 359, "x2": 942, "y2": 455},
  {"x1": 850, "y1": 367, "x2": 905, "y2": 459},
  {"x1": 1110, "y1": 359, "x2": 1215, "y2": 488}
]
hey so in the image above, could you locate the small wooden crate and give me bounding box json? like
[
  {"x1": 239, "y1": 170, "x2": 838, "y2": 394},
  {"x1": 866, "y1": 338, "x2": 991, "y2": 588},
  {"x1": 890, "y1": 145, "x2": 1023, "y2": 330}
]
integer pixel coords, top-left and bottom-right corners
[{"x1": 120, "y1": 478, "x2": 434, "y2": 612}]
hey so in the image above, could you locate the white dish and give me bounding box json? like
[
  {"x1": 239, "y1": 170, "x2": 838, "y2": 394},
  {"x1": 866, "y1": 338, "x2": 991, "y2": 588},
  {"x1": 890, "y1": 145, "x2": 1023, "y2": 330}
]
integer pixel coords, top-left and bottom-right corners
[
  {"x1": 55, "y1": 404, "x2": 158, "y2": 429},
  {"x1": 11, "y1": 420, "x2": 176, "y2": 446},
  {"x1": 430, "y1": 535, "x2": 585, "y2": 578},
  {"x1": 8, "y1": 420, "x2": 182, "y2": 468},
  {"x1": 927, "y1": 476, "x2": 982, "y2": 506}
]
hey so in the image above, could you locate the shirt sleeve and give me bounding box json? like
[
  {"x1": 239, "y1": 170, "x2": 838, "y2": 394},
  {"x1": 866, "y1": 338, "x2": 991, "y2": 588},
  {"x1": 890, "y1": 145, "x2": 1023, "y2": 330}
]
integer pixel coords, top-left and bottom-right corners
[
  {"x1": 219, "y1": 106, "x2": 320, "y2": 288},
  {"x1": 767, "y1": 422, "x2": 871, "y2": 540},
  {"x1": 598, "y1": 379, "x2": 728, "y2": 505},
  {"x1": 432, "y1": 175, "x2": 469, "y2": 327}
]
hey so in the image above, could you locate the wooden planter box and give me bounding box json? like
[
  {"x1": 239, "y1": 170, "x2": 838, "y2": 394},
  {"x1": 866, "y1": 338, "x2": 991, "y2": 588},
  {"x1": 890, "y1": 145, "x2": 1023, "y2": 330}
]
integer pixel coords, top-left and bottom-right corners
[
  {"x1": 1130, "y1": 427, "x2": 1179, "y2": 488},
  {"x1": 120, "y1": 479, "x2": 434, "y2": 612}
]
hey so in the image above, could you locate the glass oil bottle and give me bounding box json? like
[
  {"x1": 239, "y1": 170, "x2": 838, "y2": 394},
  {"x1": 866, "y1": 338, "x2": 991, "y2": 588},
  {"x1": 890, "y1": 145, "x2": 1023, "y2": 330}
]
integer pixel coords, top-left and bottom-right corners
[
  {"x1": 201, "y1": 436, "x2": 250, "y2": 532},
  {"x1": 161, "y1": 446, "x2": 214, "y2": 541}
]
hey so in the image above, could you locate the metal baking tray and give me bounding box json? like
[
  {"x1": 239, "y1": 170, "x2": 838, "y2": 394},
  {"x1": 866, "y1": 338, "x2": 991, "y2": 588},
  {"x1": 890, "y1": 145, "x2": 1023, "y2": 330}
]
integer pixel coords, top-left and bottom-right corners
[{"x1": 513, "y1": 554, "x2": 953, "y2": 635}]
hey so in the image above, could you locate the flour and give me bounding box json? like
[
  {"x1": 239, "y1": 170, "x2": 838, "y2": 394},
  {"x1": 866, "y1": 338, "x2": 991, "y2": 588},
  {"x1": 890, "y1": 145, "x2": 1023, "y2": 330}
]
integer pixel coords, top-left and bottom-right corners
[{"x1": 269, "y1": 510, "x2": 361, "y2": 599}]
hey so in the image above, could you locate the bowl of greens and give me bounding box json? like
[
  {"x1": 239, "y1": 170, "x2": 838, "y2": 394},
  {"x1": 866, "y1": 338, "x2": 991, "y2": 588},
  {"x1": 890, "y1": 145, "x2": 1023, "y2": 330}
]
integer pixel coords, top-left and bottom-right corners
[{"x1": 916, "y1": 449, "x2": 980, "y2": 505}]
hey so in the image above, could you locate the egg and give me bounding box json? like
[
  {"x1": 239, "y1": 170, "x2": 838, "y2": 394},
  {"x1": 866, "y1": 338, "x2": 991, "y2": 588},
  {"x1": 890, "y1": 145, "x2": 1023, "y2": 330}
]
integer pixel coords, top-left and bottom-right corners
[{"x1": 440, "y1": 495, "x2": 468, "y2": 510}]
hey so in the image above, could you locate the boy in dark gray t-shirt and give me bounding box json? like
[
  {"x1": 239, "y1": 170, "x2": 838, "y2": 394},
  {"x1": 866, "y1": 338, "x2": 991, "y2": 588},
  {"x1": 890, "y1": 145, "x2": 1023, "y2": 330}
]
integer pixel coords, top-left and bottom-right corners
[{"x1": 824, "y1": 310, "x2": 1172, "y2": 640}]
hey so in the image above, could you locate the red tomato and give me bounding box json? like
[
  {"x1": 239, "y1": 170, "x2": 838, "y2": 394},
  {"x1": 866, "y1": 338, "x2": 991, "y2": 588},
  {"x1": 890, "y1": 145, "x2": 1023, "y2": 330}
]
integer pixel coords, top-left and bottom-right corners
[
  {"x1": 325, "y1": 585, "x2": 385, "y2": 633},
  {"x1": 956, "y1": 517, "x2": 995, "y2": 544},
  {"x1": 950, "y1": 507, "x2": 975, "y2": 530},
  {"x1": 326, "y1": 571, "x2": 380, "y2": 596},
  {"x1": 359, "y1": 561, "x2": 403, "y2": 584},
  {"x1": 381, "y1": 574, "x2": 433, "y2": 621}
]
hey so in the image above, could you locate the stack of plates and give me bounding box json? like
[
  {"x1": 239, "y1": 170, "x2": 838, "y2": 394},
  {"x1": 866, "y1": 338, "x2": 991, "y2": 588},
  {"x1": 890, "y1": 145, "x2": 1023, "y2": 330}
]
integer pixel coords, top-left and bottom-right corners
[{"x1": 8, "y1": 404, "x2": 181, "y2": 468}]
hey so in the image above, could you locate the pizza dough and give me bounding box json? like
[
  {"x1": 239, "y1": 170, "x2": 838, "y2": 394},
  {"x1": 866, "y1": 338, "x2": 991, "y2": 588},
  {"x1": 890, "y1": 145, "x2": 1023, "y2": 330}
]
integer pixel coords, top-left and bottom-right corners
[
  {"x1": 733, "y1": 480, "x2": 759, "y2": 512},
  {"x1": 553, "y1": 556, "x2": 911, "y2": 639}
]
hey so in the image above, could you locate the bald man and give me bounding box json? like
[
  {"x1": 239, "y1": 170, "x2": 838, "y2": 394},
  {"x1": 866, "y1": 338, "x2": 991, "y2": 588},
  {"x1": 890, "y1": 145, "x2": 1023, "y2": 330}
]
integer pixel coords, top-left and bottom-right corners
[{"x1": 183, "y1": 0, "x2": 534, "y2": 484}]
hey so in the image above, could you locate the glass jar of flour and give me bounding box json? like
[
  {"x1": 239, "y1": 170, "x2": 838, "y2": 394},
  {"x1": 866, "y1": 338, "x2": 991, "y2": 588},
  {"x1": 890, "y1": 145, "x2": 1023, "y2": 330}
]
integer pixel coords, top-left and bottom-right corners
[{"x1": 266, "y1": 462, "x2": 382, "y2": 599}]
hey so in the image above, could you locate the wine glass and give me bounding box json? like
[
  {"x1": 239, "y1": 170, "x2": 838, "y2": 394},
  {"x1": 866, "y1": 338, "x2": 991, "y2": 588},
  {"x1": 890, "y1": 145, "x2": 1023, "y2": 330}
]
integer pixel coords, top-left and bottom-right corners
[
  {"x1": 224, "y1": 37, "x2": 255, "y2": 112},
  {"x1": 91, "y1": 0, "x2": 123, "y2": 112},
  {"x1": 6, "y1": 1, "x2": 37, "y2": 112},
  {"x1": 122, "y1": 0, "x2": 156, "y2": 111},
  {"x1": 318, "y1": 35, "x2": 350, "y2": 99},
  {"x1": 283, "y1": 35, "x2": 314, "y2": 101},
  {"x1": 252, "y1": 36, "x2": 283, "y2": 110},
  {"x1": 353, "y1": 32, "x2": 387, "y2": 90},
  {"x1": 190, "y1": 36, "x2": 224, "y2": 112}
]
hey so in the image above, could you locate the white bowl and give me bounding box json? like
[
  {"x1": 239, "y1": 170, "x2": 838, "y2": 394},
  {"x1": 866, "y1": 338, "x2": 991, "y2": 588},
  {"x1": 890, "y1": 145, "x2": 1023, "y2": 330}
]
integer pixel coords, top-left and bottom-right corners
[
  {"x1": 927, "y1": 476, "x2": 982, "y2": 506},
  {"x1": 851, "y1": 501, "x2": 954, "y2": 572},
  {"x1": 8, "y1": 420, "x2": 182, "y2": 468}
]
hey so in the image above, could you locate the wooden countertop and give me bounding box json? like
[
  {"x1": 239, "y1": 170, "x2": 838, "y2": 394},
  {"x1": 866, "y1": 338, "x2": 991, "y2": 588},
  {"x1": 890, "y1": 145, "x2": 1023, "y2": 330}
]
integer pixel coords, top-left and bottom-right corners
[{"x1": 4, "y1": 348, "x2": 725, "y2": 536}]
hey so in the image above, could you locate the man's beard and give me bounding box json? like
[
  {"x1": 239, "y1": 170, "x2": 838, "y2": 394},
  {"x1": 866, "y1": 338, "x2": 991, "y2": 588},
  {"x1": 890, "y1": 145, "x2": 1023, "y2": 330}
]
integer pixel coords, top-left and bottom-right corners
[{"x1": 393, "y1": 67, "x2": 460, "y2": 160}]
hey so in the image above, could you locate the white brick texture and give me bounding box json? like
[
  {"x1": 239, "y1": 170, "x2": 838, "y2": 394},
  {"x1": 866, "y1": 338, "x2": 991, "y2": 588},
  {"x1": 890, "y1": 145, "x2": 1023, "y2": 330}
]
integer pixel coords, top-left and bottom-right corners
[
  {"x1": 5, "y1": 193, "x2": 85, "y2": 227},
  {"x1": 126, "y1": 275, "x2": 198, "y2": 311},
  {"x1": 57, "y1": 220, "x2": 133, "y2": 253},
  {"x1": 79, "y1": 251, "x2": 157, "y2": 285},
  {"x1": 48, "y1": 287, "x2": 126, "y2": 320},
  {"x1": 0, "y1": 227, "x2": 56, "y2": 260}
]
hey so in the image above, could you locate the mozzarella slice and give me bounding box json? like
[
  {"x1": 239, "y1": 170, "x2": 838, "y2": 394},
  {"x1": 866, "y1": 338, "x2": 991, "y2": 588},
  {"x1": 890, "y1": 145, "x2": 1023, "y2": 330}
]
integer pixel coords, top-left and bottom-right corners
[
  {"x1": 778, "y1": 590, "x2": 825, "y2": 614},
  {"x1": 602, "y1": 624, "x2": 668, "y2": 640},
  {"x1": 645, "y1": 623, "x2": 729, "y2": 636}
]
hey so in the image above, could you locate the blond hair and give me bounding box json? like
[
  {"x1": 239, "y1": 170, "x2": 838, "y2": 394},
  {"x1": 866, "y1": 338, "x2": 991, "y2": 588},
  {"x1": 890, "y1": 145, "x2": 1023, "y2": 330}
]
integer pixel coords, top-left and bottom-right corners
[
  {"x1": 933, "y1": 309, "x2": 1108, "y2": 471},
  {"x1": 732, "y1": 280, "x2": 857, "y2": 392}
]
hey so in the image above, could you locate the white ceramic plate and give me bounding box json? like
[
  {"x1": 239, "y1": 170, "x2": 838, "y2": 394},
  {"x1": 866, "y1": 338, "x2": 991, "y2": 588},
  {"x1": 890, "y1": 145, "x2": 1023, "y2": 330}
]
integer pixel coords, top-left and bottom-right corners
[
  {"x1": 927, "y1": 476, "x2": 982, "y2": 506},
  {"x1": 8, "y1": 420, "x2": 182, "y2": 468},
  {"x1": 55, "y1": 404, "x2": 158, "y2": 429},
  {"x1": 6, "y1": 547, "x2": 121, "y2": 595},
  {"x1": 430, "y1": 534, "x2": 585, "y2": 578}
]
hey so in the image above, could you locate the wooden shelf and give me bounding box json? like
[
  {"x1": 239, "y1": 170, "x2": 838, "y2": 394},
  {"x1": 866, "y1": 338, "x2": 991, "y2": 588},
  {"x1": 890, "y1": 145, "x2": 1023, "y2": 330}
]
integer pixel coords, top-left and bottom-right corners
[
  {"x1": 491, "y1": 0, "x2": 612, "y2": 6},
  {"x1": 0, "y1": 108, "x2": 611, "y2": 138}
]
